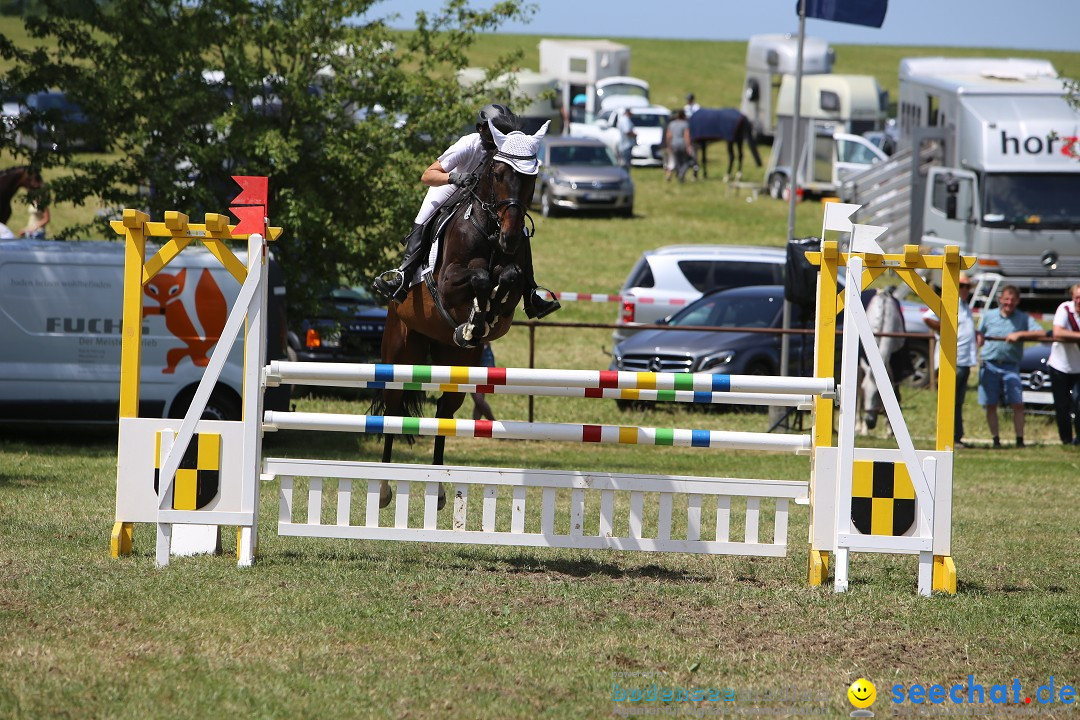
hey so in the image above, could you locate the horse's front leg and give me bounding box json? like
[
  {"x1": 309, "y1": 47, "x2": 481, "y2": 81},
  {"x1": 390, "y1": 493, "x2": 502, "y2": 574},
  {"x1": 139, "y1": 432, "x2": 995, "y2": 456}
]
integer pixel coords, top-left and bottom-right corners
[
  {"x1": 441, "y1": 262, "x2": 492, "y2": 347},
  {"x1": 487, "y1": 263, "x2": 523, "y2": 324}
]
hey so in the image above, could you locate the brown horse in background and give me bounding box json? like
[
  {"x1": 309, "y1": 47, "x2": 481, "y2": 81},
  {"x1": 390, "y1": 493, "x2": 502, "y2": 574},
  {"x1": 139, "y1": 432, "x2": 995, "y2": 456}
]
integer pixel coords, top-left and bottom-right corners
[
  {"x1": 0, "y1": 166, "x2": 43, "y2": 226},
  {"x1": 375, "y1": 132, "x2": 543, "y2": 510}
]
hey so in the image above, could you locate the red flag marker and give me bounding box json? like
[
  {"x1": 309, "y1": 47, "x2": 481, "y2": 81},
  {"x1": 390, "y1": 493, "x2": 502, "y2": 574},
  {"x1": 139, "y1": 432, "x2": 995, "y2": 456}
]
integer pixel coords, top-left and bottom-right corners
[
  {"x1": 230, "y1": 204, "x2": 265, "y2": 235},
  {"x1": 231, "y1": 176, "x2": 268, "y2": 206}
]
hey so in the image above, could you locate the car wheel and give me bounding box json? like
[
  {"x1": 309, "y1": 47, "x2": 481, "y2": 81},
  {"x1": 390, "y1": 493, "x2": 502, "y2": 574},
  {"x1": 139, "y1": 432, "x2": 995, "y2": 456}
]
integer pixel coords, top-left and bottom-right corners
[
  {"x1": 768, "y1": 173, "x2": 787, "y2": 200},
  {"x1": 618, "y1": 204, "x2": 634, "y2": 218},
  {"x1": 541, "y1": 190, "x2": 557, "y2": 218},
  {"x1": 904, "y1": 344, "x2": 930, "y2": 388},
  {"x1": 170, "y1": 387, "x2": 241, "y2": 422}
]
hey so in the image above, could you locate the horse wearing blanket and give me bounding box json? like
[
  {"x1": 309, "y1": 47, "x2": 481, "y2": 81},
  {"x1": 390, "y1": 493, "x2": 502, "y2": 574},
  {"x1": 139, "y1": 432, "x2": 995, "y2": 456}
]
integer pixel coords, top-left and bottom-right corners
[{"x1": 687, "y1": 109, "x2": 762, "y2": 181}]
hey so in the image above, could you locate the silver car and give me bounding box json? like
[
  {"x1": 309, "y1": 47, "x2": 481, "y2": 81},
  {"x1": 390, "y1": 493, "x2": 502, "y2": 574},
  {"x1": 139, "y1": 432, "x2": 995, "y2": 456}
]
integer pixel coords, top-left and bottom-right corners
[{"x1": 532, "y1": 137, "x2": 634, "y2": 218}]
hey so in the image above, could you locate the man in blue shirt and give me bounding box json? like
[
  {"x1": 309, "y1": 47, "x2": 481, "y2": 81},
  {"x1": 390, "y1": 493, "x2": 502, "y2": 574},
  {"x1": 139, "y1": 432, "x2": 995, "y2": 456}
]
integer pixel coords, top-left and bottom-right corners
[{"x1": 976, "y1": 285, "x2": 1045, "y2": 447}]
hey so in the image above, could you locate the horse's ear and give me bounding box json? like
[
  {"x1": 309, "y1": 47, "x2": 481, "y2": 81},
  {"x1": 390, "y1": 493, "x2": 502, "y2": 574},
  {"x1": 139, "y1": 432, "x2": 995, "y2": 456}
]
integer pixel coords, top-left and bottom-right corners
[{"x1": 532, "y1": 120, "x2": 551, "y2": 141}]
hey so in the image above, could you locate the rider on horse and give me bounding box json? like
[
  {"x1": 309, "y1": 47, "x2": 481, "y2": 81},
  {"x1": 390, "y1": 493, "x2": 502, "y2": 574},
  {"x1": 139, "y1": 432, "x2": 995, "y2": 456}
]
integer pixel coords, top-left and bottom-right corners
[{"x1": 373, "y1": 103, "x2": 560, "y2": 319}]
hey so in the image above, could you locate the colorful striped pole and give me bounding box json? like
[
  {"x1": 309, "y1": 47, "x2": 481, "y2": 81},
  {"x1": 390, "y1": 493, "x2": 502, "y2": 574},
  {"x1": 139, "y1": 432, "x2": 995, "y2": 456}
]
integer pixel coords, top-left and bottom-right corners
[
  {"x1": 262, "y1": 411, "x2": 812, "y2": 453},
  {"x1": 266, "y1": 361, "x2": 834, "y2": 397},
  {"x1": 267, "y1": 379, "x2": 814, "y2": 407}
]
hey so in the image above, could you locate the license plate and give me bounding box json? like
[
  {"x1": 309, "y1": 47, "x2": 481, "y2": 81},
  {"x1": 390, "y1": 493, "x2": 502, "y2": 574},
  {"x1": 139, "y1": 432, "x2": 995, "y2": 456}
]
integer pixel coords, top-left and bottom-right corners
[
  {"x1": 1033, "y1": 278, "x2": 1072, "y2": 289},
  {"x1": 584, "y1": 193, "x2": 611, "y2": 201}
]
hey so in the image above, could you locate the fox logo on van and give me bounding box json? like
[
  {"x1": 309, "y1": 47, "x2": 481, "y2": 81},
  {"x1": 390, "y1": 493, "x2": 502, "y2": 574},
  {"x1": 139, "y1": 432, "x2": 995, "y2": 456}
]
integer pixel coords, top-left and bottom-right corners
[
  {"x1": 46, "y1": 317, "x2": 122, "y2": 334},
  {"x1": 1000, "y1": 130, "x2": 1079, "y2": 157},
  {"x1": 142, "y1": 268, "x2": 228, "y2": 374}
]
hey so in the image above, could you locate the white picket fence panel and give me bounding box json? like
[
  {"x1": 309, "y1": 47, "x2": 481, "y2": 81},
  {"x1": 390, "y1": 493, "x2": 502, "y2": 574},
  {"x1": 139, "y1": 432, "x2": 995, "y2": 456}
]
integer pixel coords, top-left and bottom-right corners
[{"x1": 268, "y1": 458, "x2": 808, "y2": 557}]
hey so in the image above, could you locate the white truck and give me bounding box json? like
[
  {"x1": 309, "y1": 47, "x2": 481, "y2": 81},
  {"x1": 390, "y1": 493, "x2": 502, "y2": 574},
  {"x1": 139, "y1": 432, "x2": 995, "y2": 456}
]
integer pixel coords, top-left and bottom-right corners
[
  {"x1": 765, "y1": 74, "x2": 889, "y2": 198},
  {"x1": 538, "y1": 39, "x2": 650, "y2": 124},
  {"x1": 0, "y1": 239, "x2": 290, "y2": 425},
  {"x1": 568, "y1": 104, "x2": 670, "y2": 166},
  {"x1": 740, "y1": 33, "x2": 835, "y2": 139},
  {"x1": 840, "y1": 57, "x2": 1080, "y2": 297}
]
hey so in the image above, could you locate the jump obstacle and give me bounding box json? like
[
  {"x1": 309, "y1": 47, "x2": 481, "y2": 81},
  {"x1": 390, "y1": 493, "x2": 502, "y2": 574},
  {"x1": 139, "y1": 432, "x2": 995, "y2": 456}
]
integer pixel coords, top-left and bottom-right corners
[{"x1": 111, "y1": 191, "x2": 972, "y2": 596}]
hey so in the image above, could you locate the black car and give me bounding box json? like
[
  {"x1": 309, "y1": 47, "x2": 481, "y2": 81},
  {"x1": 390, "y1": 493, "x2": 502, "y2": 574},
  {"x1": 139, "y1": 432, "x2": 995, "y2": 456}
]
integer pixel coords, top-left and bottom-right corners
[
  {"x1": 290, "y1": 286, "x2": 386, "y2": 363},
  {"x1": 611, "y1": 285, "x2": 819, "y2": 381},
  {"x1": 18, "y1": 91, "x2": 101, "y2": 152}
]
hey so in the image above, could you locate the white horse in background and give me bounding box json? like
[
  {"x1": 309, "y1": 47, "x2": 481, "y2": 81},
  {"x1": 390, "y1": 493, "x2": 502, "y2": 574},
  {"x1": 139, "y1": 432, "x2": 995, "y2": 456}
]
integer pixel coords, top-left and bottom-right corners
[{"x1": 857, "y1": 287, "x2": 906, "y2": 435}]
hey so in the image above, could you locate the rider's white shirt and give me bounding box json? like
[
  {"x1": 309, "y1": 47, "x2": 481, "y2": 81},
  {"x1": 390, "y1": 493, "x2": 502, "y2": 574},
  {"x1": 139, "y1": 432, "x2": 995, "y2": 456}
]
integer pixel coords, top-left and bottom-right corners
[{"x1": 413, "y1": 133, "x2": 488, "y2": 225}]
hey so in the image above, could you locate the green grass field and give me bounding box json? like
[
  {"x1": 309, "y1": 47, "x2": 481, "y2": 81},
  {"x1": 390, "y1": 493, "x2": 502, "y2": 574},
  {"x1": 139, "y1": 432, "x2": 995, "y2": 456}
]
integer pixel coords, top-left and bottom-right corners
[{"x1": 2, "y1": 21, "x2": 1080, "y2": 720}]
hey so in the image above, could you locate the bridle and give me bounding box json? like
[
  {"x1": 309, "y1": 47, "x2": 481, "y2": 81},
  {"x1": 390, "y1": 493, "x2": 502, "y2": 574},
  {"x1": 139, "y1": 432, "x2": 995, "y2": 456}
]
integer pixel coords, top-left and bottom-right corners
[{"x1": 462, "y1": 151, "x2": 536, "y2": 247}]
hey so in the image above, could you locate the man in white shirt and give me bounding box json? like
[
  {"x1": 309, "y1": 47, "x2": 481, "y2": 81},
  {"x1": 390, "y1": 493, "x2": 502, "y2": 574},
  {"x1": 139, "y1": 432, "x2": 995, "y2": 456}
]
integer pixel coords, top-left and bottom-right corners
[
  {"x1": 616, "y1": 109, "x2": 636, "y2": 168},
  {"x1": 923, "y1": 273, "x2": 976, "y2": 447},
  {"x1": 1049, "y1": 283, "x2": 1080, "y2": 445}
]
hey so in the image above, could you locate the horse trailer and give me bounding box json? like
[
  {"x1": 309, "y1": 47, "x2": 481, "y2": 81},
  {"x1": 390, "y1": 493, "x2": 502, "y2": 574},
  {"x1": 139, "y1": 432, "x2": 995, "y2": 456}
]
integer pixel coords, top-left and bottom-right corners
[
  {"x1": 458, "y1": 67, "x2": 564, "y2": 135},
  {"x1": 765, "y1": 74, "x2": 889, "y2": 198},
  {"x1": 538, "y1": 39, "x2": 649, "y2": 123},
  {"x1": 740, "y1": 33, "x2": 835, "y2": 139}
]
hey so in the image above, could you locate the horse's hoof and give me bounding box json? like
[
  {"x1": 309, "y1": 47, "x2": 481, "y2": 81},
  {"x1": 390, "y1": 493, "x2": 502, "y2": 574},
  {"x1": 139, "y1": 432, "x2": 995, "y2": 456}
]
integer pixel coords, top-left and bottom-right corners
[
  {"x1": 453, "y1": 324, "x2": 479, "y2": 348},
  {"x1": 379, "y1": 481, "x2": 392, "y2": 508},
  {"x1": 437, "y1": 484, "x2": 446, "y2": 511}
]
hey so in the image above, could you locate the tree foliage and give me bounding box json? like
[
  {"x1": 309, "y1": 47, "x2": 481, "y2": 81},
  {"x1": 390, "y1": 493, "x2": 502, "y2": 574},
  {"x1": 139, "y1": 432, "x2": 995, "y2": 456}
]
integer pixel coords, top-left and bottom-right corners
[{"x1": 0, "y1": 0, "x2": 531, "y2": 313}]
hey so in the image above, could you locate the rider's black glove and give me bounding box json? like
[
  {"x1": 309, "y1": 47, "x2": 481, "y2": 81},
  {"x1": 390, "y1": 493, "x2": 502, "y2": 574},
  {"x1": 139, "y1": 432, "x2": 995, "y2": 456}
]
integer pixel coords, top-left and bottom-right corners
[{"x1": 448, "y1": 171, "x2": 475, "y2": 188}]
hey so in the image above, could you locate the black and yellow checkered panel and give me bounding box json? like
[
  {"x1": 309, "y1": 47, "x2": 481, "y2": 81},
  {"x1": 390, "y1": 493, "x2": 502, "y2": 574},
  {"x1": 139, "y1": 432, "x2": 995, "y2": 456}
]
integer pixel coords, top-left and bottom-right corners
[
  {"x1": 153, "y1": 432, "x2": 221, "y2": 511},
  {"x1": 851, "y1": 459, "x2": 915, "y2": 536}
]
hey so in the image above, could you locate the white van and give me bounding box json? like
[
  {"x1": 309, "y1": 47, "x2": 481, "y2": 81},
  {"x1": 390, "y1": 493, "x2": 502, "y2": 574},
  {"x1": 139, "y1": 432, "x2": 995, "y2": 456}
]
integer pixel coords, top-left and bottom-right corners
[{"x1": 0, "y1": 239, "x2": 289, "y2": 424}]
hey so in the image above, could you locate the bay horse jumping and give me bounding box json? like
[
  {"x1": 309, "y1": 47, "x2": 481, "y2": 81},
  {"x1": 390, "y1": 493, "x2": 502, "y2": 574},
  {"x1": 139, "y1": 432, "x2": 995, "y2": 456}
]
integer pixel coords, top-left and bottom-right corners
[
  {"x1": 687, "y1": 108, "x2": 762, "y2": 181},
  {"x1": 0, "y1": 165, "x2": 44, "y2": 228},
  {"x1": 375, "y1": 120, "x2": 549, "y2": 510}
]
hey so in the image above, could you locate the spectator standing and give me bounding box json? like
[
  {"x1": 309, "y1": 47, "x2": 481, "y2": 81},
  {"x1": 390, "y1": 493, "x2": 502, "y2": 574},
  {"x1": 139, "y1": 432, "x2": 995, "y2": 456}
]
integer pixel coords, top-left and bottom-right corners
[
  {"x1": 682, "y1": 93, "x2": 701, "y2": 180},
  {"x1": 976, "y1": 285, "x2": 1045, "y2": 448},
  {"x1": 1048, "y1": 283, "x2": 1080, "y2": 446},
  {"x1": 683, "y1": 93, "x2": 701, "y2": 118},
  {"x1": 472, "y1": 343, "x2": 497, "y2": 421},
  {"x1": 616, "y1": 108, "x2": 636, "y2": 168},
  {"x1": 922, "y1": 273, "x2": 976, "y2": 447},
  {"x1": 21, "y1": 189, "x2": 50, "y2": 239},
  {"x1": 665, "y1": 110, "x2": 692, "y2": 183}
]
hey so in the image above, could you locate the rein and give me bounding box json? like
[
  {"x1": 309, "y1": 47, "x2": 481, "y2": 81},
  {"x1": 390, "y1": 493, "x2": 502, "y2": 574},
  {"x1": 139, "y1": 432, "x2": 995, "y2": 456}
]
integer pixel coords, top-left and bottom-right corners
[{"x1": 462, "y1": 152, "x2": 536, "y2": 245}]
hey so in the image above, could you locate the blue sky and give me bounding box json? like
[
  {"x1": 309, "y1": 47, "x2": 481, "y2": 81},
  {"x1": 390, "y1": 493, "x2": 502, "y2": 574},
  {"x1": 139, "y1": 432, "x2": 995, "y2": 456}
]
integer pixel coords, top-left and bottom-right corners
[{"x1": 373, "y1": 0, "x2": 1077, "y2": 52}]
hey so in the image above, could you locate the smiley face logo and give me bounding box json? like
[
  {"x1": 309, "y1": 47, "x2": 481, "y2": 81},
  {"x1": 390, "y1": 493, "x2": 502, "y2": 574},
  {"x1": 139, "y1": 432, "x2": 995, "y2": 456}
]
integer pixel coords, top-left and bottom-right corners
[{"x1": 848, "y1": 678, "x2": 876, "y2": 709}]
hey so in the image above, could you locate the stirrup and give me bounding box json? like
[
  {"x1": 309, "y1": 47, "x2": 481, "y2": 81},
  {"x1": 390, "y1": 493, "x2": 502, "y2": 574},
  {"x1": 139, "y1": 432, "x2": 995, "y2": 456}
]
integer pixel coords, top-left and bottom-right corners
[
  {"x1": 373, "y1": 269, "x2": 405, "y2": 300},
  {"x1": 524, "y1": 286, "x2": 561, "y2": 320}
]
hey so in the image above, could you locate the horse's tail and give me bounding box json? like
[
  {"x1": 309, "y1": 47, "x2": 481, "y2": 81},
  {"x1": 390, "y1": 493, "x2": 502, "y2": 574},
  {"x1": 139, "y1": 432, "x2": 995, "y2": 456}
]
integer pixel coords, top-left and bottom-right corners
[{"x1": 367, "y1": 389, "x2": 426, "y2": 444}]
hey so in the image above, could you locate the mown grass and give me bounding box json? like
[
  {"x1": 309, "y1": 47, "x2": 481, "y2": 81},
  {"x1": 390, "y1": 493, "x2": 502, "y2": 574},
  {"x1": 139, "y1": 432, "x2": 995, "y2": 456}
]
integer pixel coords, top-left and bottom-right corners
[{"x1": 2, "y1": 20, "x2": 1080, "y2": 720}]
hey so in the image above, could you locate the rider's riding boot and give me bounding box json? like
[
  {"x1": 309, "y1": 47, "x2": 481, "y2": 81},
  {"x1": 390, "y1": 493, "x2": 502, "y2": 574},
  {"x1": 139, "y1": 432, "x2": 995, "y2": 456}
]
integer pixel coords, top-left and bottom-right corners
[
  {"x1": 523, "y1": 283, "x2": 561, "y2": 319},
  {"x1": 373, "y1": 224, "x2": 426, "y2": 302}
]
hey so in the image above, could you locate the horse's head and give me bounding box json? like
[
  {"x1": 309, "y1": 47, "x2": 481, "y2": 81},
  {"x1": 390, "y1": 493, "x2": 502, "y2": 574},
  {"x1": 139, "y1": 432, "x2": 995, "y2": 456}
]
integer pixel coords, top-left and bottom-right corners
[
  {"x1": 481, "y1": 119, "x2": 549, "y2": 255},
  {"x1": 18, "y1": 167, "x2": 43, "y2": 191}
]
